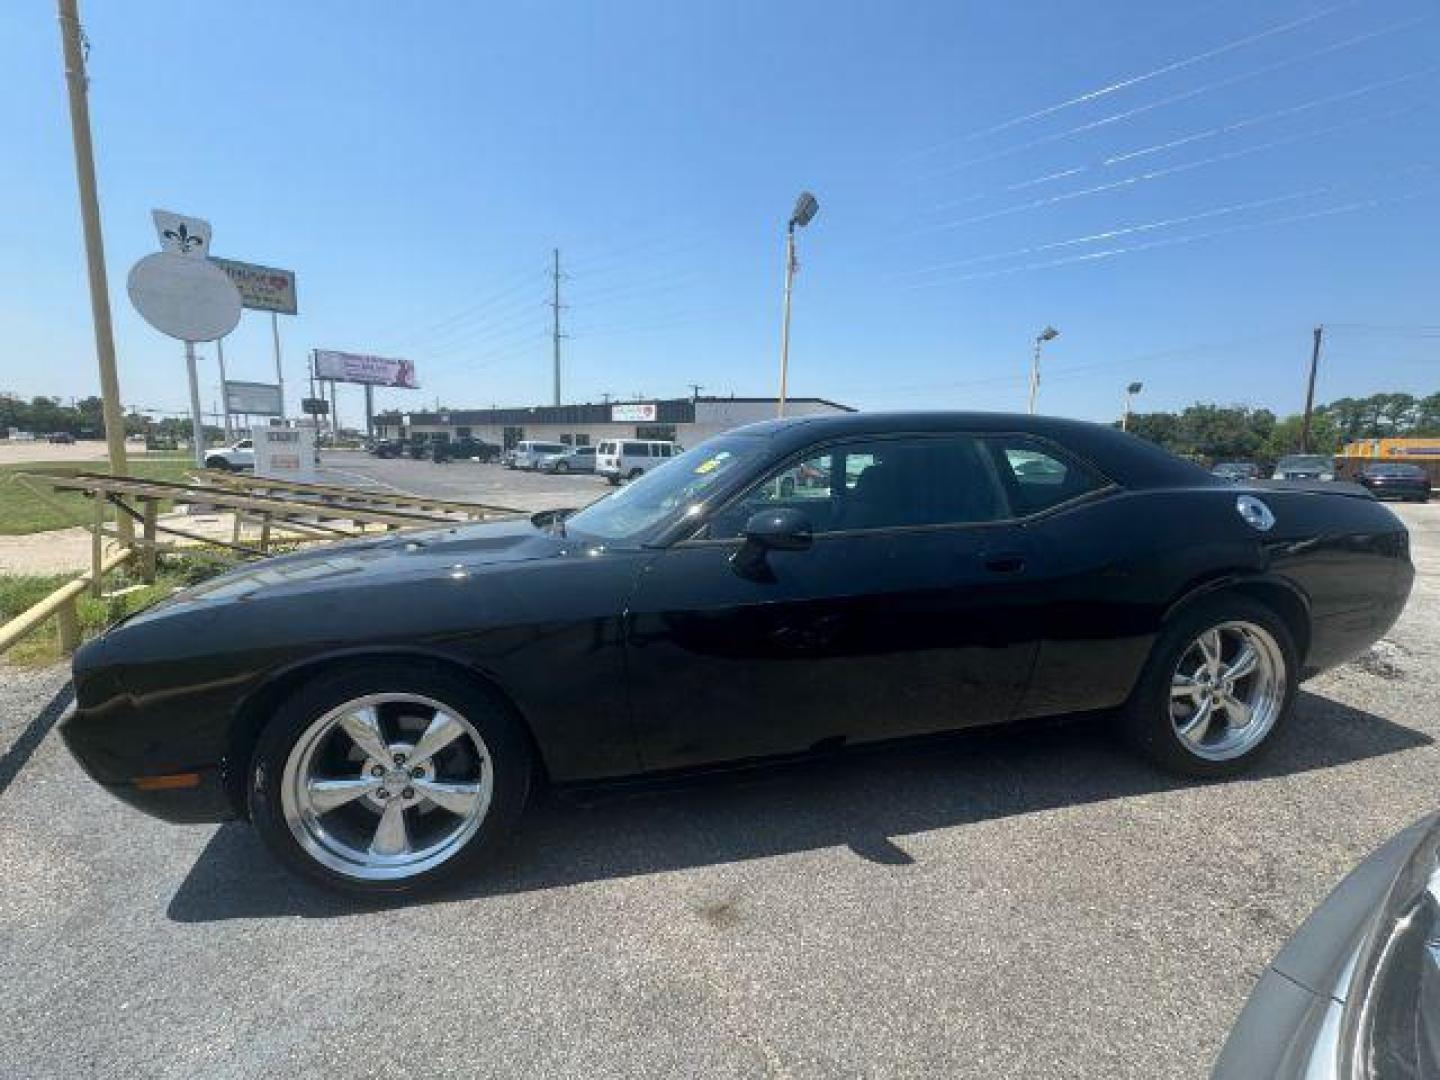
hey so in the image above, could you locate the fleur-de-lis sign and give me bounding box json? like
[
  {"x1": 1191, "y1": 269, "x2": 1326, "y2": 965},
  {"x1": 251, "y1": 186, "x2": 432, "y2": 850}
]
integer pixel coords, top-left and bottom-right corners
[
  {"x1": 161, "y1": 222, "x2": 204, "y2": 253},
  {"x1": 151, "y1": 209, "x2": 213, "y2": 259}
]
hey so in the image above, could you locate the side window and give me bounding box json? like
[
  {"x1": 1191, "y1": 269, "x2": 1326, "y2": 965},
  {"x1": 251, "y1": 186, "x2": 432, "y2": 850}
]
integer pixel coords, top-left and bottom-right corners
[
  {"x1": 626, "y1": 442, "x2": 650, "y2": 457},
  {"x1": 984, "y1": 436, "x2": 1103, "y2": 516},
  {"x1": 708, "y1": 435, "x2": 1006, "y2": 538}
]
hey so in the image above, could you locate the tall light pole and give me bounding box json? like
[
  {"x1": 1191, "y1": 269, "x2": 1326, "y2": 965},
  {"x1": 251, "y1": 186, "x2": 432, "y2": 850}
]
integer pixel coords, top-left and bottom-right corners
[
  {"x1": 1122, "y1": 381, "x2": 1143, "y2": 431},
  {"x1": 777, "y1": 191, "x2": 819, "y2": 418},
  {"x1": 1027, "y1": 326, "x2": 1059, "y2": 415},
  {"x1": 55, "y1": 0, "x2": 130, "y2": 507}
]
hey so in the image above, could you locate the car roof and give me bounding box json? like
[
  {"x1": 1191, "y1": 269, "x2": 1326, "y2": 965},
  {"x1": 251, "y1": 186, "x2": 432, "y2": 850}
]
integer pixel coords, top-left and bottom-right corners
[{"x1": 725, "y1": 410, "x2": 1212, "y2": 489}]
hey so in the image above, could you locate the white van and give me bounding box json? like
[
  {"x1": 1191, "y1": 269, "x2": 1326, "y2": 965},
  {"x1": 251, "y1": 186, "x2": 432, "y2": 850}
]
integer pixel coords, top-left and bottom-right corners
[
  {"x1": 596, "y1": 439, "x2": 682, "y2": 484},
  {"x1": 509, "y1": 441, "x2": 568, "y2": 470}
]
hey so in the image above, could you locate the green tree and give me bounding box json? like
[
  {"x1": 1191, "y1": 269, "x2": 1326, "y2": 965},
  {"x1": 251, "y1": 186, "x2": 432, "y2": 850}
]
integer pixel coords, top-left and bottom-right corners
[
  {"x1": 1378, "y1": 392, "x2": 1417, "y2": 433},
  {"x1": 1263, "y1": 413, "x2": 1340, "y2": 459},
  {"x1": 1123, "y1": 411, "x2": 1180, "y2": 449},
  {"x1": 1175, "y1": 404, "x2": 1274, "y2": 461},
  {"x1": 1319, "y1": 397, "x2": 1366, "y2": 442},
  {"x1": 1413, "y1": 393, "x2": 1440, "y2": 437}
]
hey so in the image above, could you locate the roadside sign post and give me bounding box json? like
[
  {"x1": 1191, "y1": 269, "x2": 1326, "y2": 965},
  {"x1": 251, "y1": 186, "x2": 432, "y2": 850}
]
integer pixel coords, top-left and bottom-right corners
[
  {"x1": 272, "y1": 312, "x2": 285, "y2": 419},
  {"x1": 216, "y1": 336, "x2": 230, "y2": 439},
  {"x1": 210, "y1": 256, "x2": 298, "y2": 419},
  {"x1": 127, "y1": 210, "x2": 242, "y2": 467}
]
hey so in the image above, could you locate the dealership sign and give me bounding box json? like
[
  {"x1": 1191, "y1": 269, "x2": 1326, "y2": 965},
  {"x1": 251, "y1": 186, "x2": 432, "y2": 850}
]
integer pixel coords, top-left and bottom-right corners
[
  {"x1": 223, "y1": 380, "x2": 283, "y2": 416},
  {"x1": 210, "y1": 257, "x2": 298, "y2": 315},
  {"x1": 313, "y1": 350, "x2": 419, "y2": 388},
  {"x1": 611, "y1": 402, "x2": 657, "y2": 422}
]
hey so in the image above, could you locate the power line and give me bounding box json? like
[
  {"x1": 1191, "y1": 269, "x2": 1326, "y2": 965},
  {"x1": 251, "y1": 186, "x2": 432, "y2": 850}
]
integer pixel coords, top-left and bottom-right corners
[
  {"x1": 922, "y1": 14, "x2": 1430, "y2": 178},
  {"x1": 918, "y1": 104, "x2": 1428, "y2": 234},
  {"x1": 919, "y1": 68, "x2": 1436, "y2": 218},
  {"x1": 915, "y1": 0, "x2": 1363, "y2": 153},
  {"x1": 902, "y1": 189, "x2": 1434, "y2": 287},
  {"x1": 898, "y1": 170, "x2": 1422, "y2": 280}
]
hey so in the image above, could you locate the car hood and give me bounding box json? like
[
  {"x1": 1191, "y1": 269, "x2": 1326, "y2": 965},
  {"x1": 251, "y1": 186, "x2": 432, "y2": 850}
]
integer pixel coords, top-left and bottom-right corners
[{"x1": 130, "y1": 516, "x2": 565, "y2": 618}]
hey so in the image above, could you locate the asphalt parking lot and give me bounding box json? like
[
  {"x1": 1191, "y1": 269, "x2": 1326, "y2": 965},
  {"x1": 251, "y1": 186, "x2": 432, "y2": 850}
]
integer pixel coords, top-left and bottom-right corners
[
  {"x1": 317, "y1": 449, "x2": 613, "y2": 513},
  {"x1": 1, "y1": 469, "x2": 1436, "y2": 1078}
]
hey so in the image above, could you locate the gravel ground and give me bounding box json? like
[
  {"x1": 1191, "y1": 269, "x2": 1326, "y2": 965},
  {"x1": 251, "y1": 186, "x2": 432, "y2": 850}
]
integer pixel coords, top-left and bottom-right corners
[{"x1": 0, "y1": 502, "x2": 1435, "y2": 1079}]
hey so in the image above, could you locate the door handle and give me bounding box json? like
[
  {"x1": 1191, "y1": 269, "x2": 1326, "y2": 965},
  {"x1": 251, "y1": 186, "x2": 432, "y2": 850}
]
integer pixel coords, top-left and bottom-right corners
[{"x1": 983, "y1": 553, "x2": 1026, "y2": 574}]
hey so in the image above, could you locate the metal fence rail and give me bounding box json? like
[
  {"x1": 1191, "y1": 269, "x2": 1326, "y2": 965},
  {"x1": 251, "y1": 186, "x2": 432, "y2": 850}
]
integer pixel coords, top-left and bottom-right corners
[
  {"x1": 0, "y1": 546, "x2": 133, "y2": 657},
  {"x1": 1, "y1": 471, "x2": 523, "y2": 657}
]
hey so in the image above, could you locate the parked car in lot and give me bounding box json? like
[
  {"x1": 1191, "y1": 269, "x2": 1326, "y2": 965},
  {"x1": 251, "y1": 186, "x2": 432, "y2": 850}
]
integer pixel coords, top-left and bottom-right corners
[
  {"x1": 596, "y1": 438, "x2": 682, "y2": 484},
  {"x1": 508, "y1": 440, "x2": 568, "y2": 470},
  {"x1": 1211, "y1": 461, "x2": 1259, "y2": 482},
  {"x1": 448, "y1": 437, "x2": 500, "y2": 463},
  {"x1": 46, "y1": 431, "x2": 77, "y2": 444},
  {"x1": 1272, "y1": 454, "x2": 1334, "y2": 481},
  {"x1": 370, "y1": 438, "x2": 405, "y2": 459},
  {"x1": 204, "y1": 439, "x2": 254, "y2": 471},
  {"x1": 1355, "y1": 462, "x2": 1431, "y2": 502},
  {"x1": 541, "y1": 445, "x2": 596, "y2": 473},
  {"x1": 62, "y1": 412, "x2": 1414, "y2": 896},
  {"x1": 1215, "y1": 811, "x2": 1440, "y2": 1079}
]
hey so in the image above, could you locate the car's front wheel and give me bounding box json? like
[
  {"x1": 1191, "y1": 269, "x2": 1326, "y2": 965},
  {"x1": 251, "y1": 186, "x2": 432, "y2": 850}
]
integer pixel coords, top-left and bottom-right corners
[
  {"x1": 553, "y1": 460, "x2": 569, "y2": 473},
  {"x1": 248, "y1": 662, "x2": 532, "y2": 895},
  {"x1": 1122, "y1": 596, "x2": 1297, "y2": 777}
]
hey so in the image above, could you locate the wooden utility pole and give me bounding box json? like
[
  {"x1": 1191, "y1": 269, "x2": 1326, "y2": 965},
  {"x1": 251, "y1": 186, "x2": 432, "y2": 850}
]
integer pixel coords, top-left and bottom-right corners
[
  {"x1": 55, "y1": 0, "x2": 131, "y2": 538},
  {"x1": 550, "y1": 248, "x2": 564, "y2": 407},
  {"x1": 1300, "y1": 325, "x2": 1324, "y2": 452}
]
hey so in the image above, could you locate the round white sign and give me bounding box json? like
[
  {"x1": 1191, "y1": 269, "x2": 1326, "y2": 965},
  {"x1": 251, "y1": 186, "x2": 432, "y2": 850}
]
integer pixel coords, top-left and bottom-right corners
[{"x1": 126, "y1": 252, "x2": 242, "y2": 342}]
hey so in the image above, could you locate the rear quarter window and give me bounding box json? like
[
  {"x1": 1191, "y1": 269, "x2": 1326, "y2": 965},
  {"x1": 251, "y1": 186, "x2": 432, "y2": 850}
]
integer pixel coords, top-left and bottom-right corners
[{"x1": 986, "y1": 436, "x2": 1103, "y2": 517}]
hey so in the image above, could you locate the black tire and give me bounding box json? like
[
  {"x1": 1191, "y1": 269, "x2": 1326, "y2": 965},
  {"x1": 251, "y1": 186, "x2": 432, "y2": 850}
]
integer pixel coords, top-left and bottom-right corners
[
  {"x1": 605, "y1": 476, "x2": 619, "y2": 486},
  {"x1": 248, "y1": 661, "x2": 533, "y2": 896},
  {"x1": 205, "y1": 458, "x2": 228, "y2": 471},
  {"x1": 1121, "y1": 595, "x2": 1298, "y2": 778},
  {"x1": 627, "y1": 468, "x2": 644, "y2": 482},
  {"x1": 554, "y1": 460, "x2": 569, "y2": 473}
]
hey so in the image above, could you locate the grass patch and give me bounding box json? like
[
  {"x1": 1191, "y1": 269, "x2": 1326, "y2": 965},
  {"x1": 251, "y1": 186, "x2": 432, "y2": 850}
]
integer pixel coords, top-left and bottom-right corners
[
  {"x1": 1, "y1": 550, "x2": 233, "y2": 666},
  {"x1": 0, "y1": 455, "x2": 195, "y2": 535}
]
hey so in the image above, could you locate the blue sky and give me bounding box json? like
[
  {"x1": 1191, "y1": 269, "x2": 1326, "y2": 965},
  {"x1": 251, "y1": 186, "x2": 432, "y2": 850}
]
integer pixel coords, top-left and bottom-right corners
[{"x1": 2, "y1": 0, "x2": 1436, "y2": 425}]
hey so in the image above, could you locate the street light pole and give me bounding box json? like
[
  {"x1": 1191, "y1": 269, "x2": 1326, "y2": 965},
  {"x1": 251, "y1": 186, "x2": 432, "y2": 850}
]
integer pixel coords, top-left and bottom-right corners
[
  {"x1": 54, "y1": 0, "x2": 131, "y2": 515},
  {"x1": 777, "y1": 191, "x2": 819, "y2": 418},
  {"x1": 1027, "y1": 326, "x2": 1059, "y2": 415},
  {"x1": 778, "y1": 224, "x2": 797, "y2": 418}
]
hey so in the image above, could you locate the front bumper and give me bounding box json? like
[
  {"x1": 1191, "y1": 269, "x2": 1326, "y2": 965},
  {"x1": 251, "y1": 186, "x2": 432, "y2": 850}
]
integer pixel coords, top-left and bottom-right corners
[{"x1": 59, "y1": 678, "x2": 238, "y2": 825}]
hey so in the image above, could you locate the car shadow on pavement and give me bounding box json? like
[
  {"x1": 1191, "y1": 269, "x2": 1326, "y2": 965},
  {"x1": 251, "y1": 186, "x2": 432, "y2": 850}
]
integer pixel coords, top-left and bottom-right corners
[{"x1": 167, "y1": 690, "x2": 1431, "y2": 922}]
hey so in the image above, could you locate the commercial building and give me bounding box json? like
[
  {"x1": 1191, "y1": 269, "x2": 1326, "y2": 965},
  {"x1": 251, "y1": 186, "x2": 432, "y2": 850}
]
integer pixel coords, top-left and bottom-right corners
[{"x1": 373, "y1": 396, "x2": 853, "y2": 450}]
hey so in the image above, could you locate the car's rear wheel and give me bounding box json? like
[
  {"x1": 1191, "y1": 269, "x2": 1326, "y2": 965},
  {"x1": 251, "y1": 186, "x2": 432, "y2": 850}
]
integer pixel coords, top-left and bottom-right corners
[
  {"x1": 627, "y1": 468, "x2": 643, "y2": 481},
  {"x1": 1122, "y1": 597, "x2": 1297, "y2": 777},
  {"x1": 205, "y1": 457, "x2": 228, "y2": 471},
  {"x1": 248, "y1": 662, "x2": 531, "y2": 895},
  {"x1": 554, "y1": 460, "x2": 569, "y2": 473}
]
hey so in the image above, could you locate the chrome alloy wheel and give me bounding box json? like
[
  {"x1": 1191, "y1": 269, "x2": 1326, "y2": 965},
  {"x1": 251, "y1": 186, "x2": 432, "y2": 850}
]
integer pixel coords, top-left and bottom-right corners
[
  {"x1": 1169, "y1": 621, "x2": 1285, "y2": 761},
  {"x1": 279, "y1": 693, "x2": 494, "y2": 881}
]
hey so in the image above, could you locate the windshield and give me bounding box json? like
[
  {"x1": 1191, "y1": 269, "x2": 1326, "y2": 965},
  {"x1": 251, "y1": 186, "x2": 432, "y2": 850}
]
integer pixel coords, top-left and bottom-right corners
[
  {"x1": 1277, "y1": 455, "x2": 1329, "y2": 469},
  {"x1": 563, "y1": 435, "x2": 768, "y2": 543}
]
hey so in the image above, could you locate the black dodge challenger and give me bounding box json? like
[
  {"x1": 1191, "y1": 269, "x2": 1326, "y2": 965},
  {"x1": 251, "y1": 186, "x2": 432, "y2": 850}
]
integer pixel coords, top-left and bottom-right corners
[{"x1": 62, "y1": 413, "x2": 1414, "y2": 894}]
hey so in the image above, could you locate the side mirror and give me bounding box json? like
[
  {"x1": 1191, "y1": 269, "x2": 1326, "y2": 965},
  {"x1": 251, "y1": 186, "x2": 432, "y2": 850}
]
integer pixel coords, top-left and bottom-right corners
[
  {"x1": 732, "y1": 508, "x2": 812, "y2": 580},
  {"x1": 743, "y1": 507, "x2": 813, "y2": 551}
]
